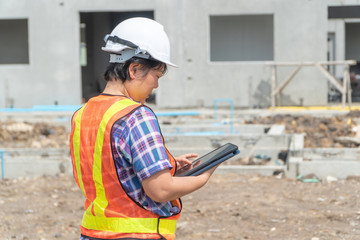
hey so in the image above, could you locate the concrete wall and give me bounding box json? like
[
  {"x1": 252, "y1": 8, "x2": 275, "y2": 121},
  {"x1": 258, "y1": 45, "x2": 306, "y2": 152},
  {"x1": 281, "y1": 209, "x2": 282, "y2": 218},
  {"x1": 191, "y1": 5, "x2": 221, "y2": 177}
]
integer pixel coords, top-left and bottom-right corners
[
  {"x1": 0, "y1": 0, "x2": 168, "y2": 108},
  {"x1": 157, "y1": 0, "x2": 328, "y2": 108},
  {"x1": 328, "y1": 0, "x2": 360, "y2": 5},
  {"x1": 0, "y1": 0, "x2": 329, "y2": 108},
  {"x1": 0, "y1": 0, "x2": 81, "y2": 108}
]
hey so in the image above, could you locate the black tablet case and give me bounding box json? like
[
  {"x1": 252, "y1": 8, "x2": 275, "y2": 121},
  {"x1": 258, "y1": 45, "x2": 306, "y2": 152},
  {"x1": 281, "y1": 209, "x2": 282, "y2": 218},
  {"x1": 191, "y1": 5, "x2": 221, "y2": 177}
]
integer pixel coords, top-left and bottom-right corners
[{"x1": 178, "y1": 143, "x2": 239, "y2": 177}]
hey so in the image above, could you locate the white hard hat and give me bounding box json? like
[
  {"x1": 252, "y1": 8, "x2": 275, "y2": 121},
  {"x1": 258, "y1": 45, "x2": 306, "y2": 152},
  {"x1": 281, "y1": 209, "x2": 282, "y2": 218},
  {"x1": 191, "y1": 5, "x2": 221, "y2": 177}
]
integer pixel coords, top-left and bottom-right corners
[{"x1": 102, "y1": 17, "x2": 177, "y2": 67}]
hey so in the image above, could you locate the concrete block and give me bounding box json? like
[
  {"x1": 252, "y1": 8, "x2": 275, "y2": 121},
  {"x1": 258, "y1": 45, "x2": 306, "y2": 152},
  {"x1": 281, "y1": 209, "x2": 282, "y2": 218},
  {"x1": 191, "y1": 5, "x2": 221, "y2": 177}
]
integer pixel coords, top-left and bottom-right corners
[
  {"x1": 267, "y1": 124, "x2": 285, "y2": 135},
  {"x1": 216, "y1": 165, "x2": 285, "y2": 176},
  {"x1": 286, "y1": 157, "x2": 303, "y2": 178},
  {"x1": 253, "y1": 135, "x2": 291, "y2": 149},
  {"x1": 303, "y1": 148, "x2": 360, "y2": 161},
  {"x1": 298, "y1": 161, "x2": 360, "y2": 179},
  {"x1": 161, "y1": 124, "x2": 267, "y2": 135},
  {"x1": 164, "y1": 135, "x2": 259, "y2": 149},
  {"x1": 290, "y1": 134, "x2": 304, "y2": 151},
  {"x1": 2, "y1": 157, "x2": 72, "y2": 179},
  {"x1": 289, "y1": 134, "x2": 304, "y2": 158}
]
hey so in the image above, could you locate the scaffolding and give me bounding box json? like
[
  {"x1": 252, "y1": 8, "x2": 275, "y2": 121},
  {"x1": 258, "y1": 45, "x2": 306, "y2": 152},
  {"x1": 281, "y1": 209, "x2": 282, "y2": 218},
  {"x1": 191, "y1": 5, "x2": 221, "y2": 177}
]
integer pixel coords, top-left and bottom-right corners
[{"x1": 266, "y1": 60, "x2": 357, "y2": 109}]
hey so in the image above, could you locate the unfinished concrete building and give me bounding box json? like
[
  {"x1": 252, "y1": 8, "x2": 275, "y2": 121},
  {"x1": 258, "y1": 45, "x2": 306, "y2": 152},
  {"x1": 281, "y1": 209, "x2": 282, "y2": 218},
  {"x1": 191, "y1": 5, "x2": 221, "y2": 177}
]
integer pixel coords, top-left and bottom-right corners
[{"x1": 0, "y1": 0, "x2": 359, "y2": 108}]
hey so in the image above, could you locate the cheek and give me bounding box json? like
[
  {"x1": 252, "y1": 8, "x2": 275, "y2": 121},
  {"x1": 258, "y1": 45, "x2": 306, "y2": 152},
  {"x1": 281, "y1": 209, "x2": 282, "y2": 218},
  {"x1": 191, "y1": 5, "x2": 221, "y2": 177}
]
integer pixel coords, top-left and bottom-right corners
[{"x1": 149, "y1": 77, "x2": 158, "y2": 89}]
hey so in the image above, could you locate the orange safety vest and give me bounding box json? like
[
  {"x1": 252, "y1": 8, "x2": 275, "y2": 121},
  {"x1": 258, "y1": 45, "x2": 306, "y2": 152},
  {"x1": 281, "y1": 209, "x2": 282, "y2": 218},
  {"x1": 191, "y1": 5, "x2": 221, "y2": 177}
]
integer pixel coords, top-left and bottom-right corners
[{"x1": 70, "y1": 95, "x2": 181, "y2": 240}]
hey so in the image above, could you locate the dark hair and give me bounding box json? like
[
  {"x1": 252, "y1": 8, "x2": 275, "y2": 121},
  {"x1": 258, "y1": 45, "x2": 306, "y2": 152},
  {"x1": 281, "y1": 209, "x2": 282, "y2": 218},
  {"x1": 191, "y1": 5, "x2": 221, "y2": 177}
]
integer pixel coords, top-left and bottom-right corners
[{"x1": 104, "y1": 57, "x2": 167, "y2": 82}]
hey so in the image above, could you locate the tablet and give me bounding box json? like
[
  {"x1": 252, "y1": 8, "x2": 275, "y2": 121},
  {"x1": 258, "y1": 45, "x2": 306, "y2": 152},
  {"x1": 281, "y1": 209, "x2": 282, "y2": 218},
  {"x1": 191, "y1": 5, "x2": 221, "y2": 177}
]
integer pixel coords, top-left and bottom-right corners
[{"x1": 177, "y1": 143, "x2": 239, "y2": 177}]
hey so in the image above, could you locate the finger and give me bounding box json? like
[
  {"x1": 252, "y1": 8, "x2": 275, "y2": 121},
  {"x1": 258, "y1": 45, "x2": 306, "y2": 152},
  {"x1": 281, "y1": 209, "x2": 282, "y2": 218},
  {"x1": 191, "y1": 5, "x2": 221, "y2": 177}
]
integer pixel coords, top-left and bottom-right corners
[
  {"x1": 183, "y1": 153, "x2": 198, "y2": 159},
  {"x1": 177, "y1": 158, "x2": 192, "y2": 165},
  {"x1": 175, "y1": 153, "x2": 198, "y2": 160}
]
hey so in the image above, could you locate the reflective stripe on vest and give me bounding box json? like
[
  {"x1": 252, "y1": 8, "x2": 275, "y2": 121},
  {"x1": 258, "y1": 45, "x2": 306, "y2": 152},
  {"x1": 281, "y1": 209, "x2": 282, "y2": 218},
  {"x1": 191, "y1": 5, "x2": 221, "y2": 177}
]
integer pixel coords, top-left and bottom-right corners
[
  {"x1": 82, "y1": 203, "x2": 177, "y2": 234},
  {"x1": 92, "y1": 99, "x2": 136, "y2": 216},
  {"x1": 72, "y1": 106, "x2": 86, "y2": 196},
  {"x1": 71, "y1": 96, "x2": 180, "y2": 237}
]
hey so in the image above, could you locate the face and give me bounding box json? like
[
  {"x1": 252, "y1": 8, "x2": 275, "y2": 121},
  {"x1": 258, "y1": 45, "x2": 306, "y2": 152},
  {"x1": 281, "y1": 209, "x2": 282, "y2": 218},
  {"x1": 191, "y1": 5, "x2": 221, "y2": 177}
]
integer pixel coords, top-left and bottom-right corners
[{"x1": 126, "y1": 64, "x2": 164, "y2": 104}]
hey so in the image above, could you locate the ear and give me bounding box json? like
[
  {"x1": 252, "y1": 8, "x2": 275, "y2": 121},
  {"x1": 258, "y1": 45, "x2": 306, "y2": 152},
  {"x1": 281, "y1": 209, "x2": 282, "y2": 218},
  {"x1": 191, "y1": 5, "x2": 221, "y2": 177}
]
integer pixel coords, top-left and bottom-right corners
[{"x1": 128, "y1": 63, "x2": 141, "y2": 80}]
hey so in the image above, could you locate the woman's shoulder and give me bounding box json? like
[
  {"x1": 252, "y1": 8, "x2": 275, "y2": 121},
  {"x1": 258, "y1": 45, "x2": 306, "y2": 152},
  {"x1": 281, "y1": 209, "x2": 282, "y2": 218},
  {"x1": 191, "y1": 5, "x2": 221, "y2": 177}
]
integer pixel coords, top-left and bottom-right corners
[
  {"x1": 112, "y1": 105, "x2": 158, "y2": 134},
  {"x1": 126, "y1": 105, "x2": 157, "y2": 126},
  {"x1": 132, "y1": 105, "x2": 155, "y2": 116}
]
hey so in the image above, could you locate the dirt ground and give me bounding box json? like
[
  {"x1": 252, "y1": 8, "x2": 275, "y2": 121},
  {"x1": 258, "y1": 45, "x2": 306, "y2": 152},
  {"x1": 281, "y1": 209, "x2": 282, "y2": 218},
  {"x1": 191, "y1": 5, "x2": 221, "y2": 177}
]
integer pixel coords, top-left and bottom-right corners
[
  {"x1": 0, "y1": 173, "x2": 359, "y2": 240},
  {"x1": 1, "y1": 112, "x2": 360, "y2": 239}
]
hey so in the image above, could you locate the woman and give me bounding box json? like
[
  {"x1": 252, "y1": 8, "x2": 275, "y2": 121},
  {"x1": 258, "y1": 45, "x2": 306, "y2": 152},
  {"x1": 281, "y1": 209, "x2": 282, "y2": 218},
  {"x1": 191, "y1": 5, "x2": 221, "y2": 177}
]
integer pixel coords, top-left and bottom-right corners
[{"x1": 70, "y1": 17, "x2": 219, "y2": 240}]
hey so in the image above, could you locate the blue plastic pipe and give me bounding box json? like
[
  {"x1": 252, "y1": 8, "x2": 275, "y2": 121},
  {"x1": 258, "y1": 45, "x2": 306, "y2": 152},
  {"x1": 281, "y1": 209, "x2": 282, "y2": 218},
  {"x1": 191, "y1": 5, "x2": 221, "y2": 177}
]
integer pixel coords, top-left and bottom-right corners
[
  {"x1": 214, "y1": 99, "x2": 234, "y2": 133},
  {"x1": 1, "y1": 150, "x2": 4, "y2": 180}
]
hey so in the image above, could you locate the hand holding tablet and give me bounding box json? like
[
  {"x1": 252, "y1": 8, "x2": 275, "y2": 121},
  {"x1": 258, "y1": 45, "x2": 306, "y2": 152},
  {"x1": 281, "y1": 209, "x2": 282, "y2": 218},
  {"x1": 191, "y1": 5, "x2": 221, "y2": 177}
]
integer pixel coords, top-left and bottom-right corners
[{"x1": 176, "y1": 143, "x2": 240, "y2": 177}]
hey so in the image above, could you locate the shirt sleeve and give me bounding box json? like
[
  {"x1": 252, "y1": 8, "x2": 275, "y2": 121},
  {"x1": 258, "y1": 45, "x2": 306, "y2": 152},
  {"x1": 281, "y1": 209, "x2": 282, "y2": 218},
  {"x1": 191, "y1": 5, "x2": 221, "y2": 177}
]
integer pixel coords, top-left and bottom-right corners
[{"x1": 128, "y1": 107, "x2": 172, "y2": 182}]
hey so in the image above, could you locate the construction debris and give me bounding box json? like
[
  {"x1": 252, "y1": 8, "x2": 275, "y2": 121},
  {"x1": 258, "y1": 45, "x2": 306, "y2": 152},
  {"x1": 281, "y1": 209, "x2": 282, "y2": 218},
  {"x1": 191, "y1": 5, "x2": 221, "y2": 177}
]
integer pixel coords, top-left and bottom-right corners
[
  {"x1": 245, "y1": 111, "x2": 360, "y2": 148},
  {"x1": 0, "y1": 121, "x2": 69, "y2": 148},
  {"x1": 1, "y1": 111, "x2": 360, "y2": 149}
]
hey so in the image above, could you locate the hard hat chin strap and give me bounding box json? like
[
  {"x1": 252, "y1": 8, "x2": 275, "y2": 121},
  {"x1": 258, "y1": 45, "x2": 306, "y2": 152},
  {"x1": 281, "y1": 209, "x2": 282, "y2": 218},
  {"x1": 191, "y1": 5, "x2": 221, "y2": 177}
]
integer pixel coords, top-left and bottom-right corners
[
  {"x1": 104, "y1": 34, "x2": 138, "y2": 49},
  {"x1": 105, "y1": 35, "x2": 146, "y2": 53},
  {"x1": 109, "y1": 49, "x2": 150, "y2": 63},
  {"x1": 105, "y1": 34, "x2": 151, "y2": 63}
]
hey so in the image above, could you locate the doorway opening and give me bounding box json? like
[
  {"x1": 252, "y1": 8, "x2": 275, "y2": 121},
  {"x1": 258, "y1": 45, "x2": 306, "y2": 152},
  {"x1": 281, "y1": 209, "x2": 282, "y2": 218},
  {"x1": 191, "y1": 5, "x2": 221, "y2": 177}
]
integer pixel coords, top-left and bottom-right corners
[
  {"x1": 345, "y1": 22, "x2": 360, "y2": 102},
  {"x1": 327, "y1": 32, "x2": 341, "y2": 103}
]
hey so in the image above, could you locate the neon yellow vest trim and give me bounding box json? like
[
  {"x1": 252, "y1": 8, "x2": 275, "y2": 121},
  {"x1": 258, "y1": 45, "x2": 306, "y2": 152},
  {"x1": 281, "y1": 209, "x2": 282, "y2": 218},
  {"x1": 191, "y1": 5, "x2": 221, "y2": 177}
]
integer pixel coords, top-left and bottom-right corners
[
  {"x1": 92, "y1": 98, "x2": 136, "y2": 216},
  {"x1": 82, "y1": 204, "x2": 177, "y2": 234},
  {"x1": 73, "y1": 106, "x2": 86, "y2": 196}
]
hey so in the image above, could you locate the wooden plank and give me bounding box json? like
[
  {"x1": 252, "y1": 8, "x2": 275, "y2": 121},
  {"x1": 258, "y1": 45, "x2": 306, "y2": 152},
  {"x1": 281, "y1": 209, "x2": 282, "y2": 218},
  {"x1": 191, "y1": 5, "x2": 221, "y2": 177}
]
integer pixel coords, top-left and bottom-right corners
[
  {"x1": 271, "y1": 65, "x2": 276, "y2": 108},
  {"x1": 265, "y1": 60, "x2": 357, "y2": 66},
  {"x1": 315, "y1": 63, "x2": 344, "y2": 93},
  {"x1": 272, "y1": 65, "x2": 302, "y2": 96}
]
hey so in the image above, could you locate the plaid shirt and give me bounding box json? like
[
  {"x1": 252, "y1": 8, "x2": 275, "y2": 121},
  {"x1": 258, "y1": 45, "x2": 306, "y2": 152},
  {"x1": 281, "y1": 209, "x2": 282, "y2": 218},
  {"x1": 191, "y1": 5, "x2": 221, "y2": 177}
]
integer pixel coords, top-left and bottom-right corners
[{"x1": 110, "y1": 106, "x2": 179, "y2": 216}]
